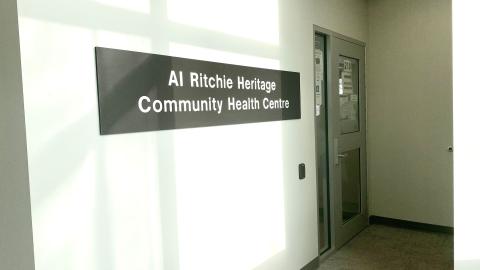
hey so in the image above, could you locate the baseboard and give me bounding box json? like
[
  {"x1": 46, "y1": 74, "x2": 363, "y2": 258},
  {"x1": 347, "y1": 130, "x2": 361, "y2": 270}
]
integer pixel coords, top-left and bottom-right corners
[
  {"x1": 369, "y1": 215, "x2": 453, "y2": 234},
  {"x1": 300, "y1": 256, "x2": 319, "y2": 270}
]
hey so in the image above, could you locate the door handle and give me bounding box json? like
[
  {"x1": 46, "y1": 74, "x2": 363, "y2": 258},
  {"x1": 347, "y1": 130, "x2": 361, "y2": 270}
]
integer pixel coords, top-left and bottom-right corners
[
  {"x1": 334, "y1": 138, "x2": 341, "y2": 165},
  {"x1": 334, "y1": 138, "x2": 338, "y2": 165},
  {"x1": 334, "y1": 138, "x2": 347, "y2": 166}
]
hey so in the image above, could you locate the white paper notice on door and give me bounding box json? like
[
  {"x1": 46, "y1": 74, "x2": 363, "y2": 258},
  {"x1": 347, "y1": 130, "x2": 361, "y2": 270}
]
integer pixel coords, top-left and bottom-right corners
[
  {"x1": 350, "y1": 94, "x2": 358, "y2": 102},
  {"x1": 341, "y1": 59, "x2": 353, "y2": 95},
  {"x1": 314, "y1": 49, "x2": 324, "y2": 107}
]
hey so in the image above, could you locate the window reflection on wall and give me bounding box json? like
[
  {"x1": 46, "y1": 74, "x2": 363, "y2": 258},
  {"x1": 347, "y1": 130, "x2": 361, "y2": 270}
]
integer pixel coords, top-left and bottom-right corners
[
  {"x1": 167, "y1": 0, "x2": 279, "y2": 45},
  {"x1": 170, "y1": 43, "x2": 285, "y2": 270}
]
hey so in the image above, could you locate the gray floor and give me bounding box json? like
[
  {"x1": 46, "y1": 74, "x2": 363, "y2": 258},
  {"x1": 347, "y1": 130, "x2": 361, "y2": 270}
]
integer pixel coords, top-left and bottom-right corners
[{"x1": 318, "y1": 224, "x2": 453, "y2": 270}]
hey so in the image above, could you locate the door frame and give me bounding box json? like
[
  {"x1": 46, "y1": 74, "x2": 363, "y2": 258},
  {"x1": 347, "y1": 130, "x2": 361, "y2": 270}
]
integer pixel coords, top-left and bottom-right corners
[{"x1": 312, "y1": 25, "x2": 367, "y2": 263}]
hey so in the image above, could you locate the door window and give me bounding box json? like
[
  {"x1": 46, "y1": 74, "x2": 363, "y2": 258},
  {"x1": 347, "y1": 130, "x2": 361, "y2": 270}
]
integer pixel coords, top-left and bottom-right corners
[{"x1": 338, "y1": 56, "x2": 359, "y2": 134}]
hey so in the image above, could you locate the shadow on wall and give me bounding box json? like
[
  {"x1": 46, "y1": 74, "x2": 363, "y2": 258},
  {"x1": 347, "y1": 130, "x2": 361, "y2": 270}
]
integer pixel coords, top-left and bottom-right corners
[{"x1": 16, "y1": 0, "x2": 308, "y2": 269}]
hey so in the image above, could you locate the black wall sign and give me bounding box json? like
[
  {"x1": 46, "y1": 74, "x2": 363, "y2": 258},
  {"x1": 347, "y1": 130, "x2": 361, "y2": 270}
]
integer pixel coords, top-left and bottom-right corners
[{"x1": 95, "y1": 47, "x2": 301, "y2": 135}]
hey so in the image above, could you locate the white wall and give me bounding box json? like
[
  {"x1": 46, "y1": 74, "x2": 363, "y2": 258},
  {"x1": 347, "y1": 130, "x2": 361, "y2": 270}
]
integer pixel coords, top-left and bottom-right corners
[
  {"x1": 16, "y1": 0, "x2": 367, "y2": 269},
  {"x1": 367, "y1": 0, "x2": 453, "y2": 227},
  {"x1": 0, "y1": 0, "x2": 35, "y2": 269},
  {"x1": 453, "y1": 1, "x2": 480, "y2": 268}
]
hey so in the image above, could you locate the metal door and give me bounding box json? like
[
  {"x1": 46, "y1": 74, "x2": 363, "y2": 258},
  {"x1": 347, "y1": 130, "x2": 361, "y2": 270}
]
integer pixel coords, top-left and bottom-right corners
[{"x1": 329, "y1": 37, "x2": 368, "y2": 248}]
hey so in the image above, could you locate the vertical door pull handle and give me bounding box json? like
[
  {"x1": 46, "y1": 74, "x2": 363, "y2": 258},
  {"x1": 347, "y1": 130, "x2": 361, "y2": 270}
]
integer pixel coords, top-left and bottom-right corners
[{"x1": 334, "y1": 138, "x2": 339, "y2": 165}]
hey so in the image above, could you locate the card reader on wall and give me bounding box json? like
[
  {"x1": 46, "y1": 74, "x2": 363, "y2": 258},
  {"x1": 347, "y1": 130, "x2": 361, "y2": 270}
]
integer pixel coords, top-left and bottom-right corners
[{"x1": 298, "y1": 163, "x2": 306, "y2": 180}]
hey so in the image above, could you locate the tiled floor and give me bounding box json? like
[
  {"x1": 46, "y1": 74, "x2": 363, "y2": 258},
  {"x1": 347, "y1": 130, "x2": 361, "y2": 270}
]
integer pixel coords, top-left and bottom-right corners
[{"x1": 318, "y1": 224, "x2": 453, "y2": 270}]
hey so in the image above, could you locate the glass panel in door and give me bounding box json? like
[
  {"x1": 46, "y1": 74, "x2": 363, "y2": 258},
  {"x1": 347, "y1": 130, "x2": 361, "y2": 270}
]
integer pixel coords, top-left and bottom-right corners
[
  {"x1": 340, "y1": 148, "x2": 361, "y2": 223},
  {"x1": 314, "y1": 33, "x2": 330, "y2": 254},
  {"x1": 338, "y1": 56, "x2": 359, "y2": 134}
]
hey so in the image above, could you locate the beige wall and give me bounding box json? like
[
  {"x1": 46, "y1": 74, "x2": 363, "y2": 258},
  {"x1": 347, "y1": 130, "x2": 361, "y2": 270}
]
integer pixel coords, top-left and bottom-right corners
[
  {"x1": 0, "y1": 0, "x2": 35, "y2": 269},
  {"x1": 315, "y1": 0, "x2": 368, "y2": 42},
  {"x1": 367, "y1": 0, "x2": 453, "y2": 226}
]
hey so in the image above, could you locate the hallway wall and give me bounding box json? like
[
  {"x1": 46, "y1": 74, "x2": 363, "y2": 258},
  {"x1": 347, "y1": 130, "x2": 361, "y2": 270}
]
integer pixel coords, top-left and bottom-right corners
[
  {"x1": 367, "y1": 0, "x2": 453, "y2": 227},
  {"x1": 16, "y1": 0, "x2": 367, "y2": 269}
]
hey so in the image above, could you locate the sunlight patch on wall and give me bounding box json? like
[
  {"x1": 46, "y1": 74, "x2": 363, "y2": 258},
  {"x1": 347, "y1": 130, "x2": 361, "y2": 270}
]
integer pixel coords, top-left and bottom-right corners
[
  {"x1": 94, "y1": 0, "x2": 150, "y2": 14},
  {"x1": 167, "y1": 0, "x2": 279, "y2": 45},
  {"x1": 95, "y1": 30, "x2": 152, "y2": 53},
  {"x1": 174, "y1": 124, "x2": 286, "y2": 270},
  {"x1": 169, "y1": 43, "x2": 285, "y2": 270},
  {"x1": 18, "y1": 16, "x2": 161, "y2": 270},
  {"x1": 32, "y1": 151, "x2": 96, "y2": 270},
  {"x1": 169, "y1": 43, "x2": 279, "y2": 69},
  {"x1": 103, "y1": 133, "x2": 165, "y2": 270},
  {"x1": 18, "y1": 18, "x2": 97, "y2": 151}
]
